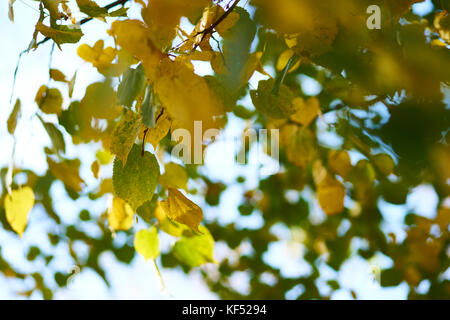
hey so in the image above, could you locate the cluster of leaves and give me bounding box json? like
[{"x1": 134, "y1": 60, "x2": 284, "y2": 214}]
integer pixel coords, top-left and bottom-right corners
[{"x1": 1, "y1": 0, "x2": 449, "y2": 299}]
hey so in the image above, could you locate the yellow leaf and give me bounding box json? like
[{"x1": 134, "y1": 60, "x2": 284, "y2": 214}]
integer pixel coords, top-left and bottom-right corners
[
  {"x1": 160, "y1": 188, "x2": 203, "y2": 232},
  {"x1": 47, "y1": 157, "x2": 85, "y2": 192},
  {"x1": 141, "y1": 110, "x2": 172, "y2": 149},
  {"x1": 49, "y1": 69, "x2": 67, "y2": 82},
  {"x1": 5, "y1": 187, "x2": 35, "y2": 237},
  {"x1": 373, "y1": 153, "x2": 395, "y2": 176},
  {"x1": 154, "y1": 58, "x2": 224, "y2": 135},
  {"x1": 91, "y1": 160, "x2": 100, "y2": 179},
  {"x1": 281, "y1": 124, "x2": 317, "y2": 167},
  {"x1": 80, "y1": 82, "x2": 122, "y2": 120},
  {"x1": 276, "y1": 49, "x2": 300, "y2": 72},
  {"x1": 214, "y1": 7, "x2": 240, "y2": 35},
  {"x1": 109, "y1": 20, "x2": 163, "y2": 79},
  {"x1": 110, "y1": 110, "x2": 140, "y2": 166},
  {"x1": 290, "y1": 97, "x2": 321, "y2": 127},
  {"x1": 35, "y1": 85, "x2": 63, "y2": 115},
  {"x1": 108, "y1": 197, "x2": 134, "y2": 231},
  {"x1": 317, "y1": 178, "x2": 346, "y2": 215},
  {"x1": 328, "y1": 150, "x2": 352, "y2": 179},
  {"x1": 7, "y1": 99, "x2": 21, "y2": 135},
  {"x1": 159, "y1": 162, "x2": 188, "y2": 190},
  {"x1": 154, "y1": 201, "x2": 186, "y2": 237}
]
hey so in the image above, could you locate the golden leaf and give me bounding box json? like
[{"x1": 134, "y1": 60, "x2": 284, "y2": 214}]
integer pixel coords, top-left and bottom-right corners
[
  {"x1": 290, "y1": 97, "x2": 321, "y2": 127},
  {"x1": 108, "y1": 197, "x2": 134, "y2": 231},
  {"x1": 4, "y1": 187, "x2": 35, "y2": 237},
  {"x1": 160, "y1": 188, "x2": 203, "y2": 232}
]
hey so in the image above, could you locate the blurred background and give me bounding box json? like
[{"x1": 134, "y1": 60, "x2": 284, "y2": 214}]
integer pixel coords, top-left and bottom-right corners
[{"x1": 0, "y1": 0, "x2": 447, "y2": 299}]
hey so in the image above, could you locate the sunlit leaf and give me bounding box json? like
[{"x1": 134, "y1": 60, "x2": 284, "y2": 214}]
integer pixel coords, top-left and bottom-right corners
[
  {"x1": 134, "y1": 227, "x2": 159, "y2": 260},
  {"x1": 113, "y1": 144, "x2": 160, "y2": 210},
  {"x1": 4, "y1": 187, "x2": 35, "y2": 237}
]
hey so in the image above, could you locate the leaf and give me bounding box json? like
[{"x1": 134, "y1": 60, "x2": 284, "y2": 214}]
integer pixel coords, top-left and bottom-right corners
[
  {"x1": 290, "y1": 97, "x2": 321, "y2": 127},
  {"x1": 154, "y1": 201, "x2": 187, "y2": 237},
  {"x1": 49, "y1": 69, "x2": 67, "y2": 82},
  {"x1": 7, "y1": 99, "x2": 21, "y2": 135},
  {"x1": 159, "y1": 163, "x2": 188, "y2": 190},
  {"x1": 108, "y1": 197, "x2": 134, "y2": 231},
  {"x1": 317, "y1": 178, "x2": 346, "y2": 215},
  {"x1": 144, "y1": 110, "x2": 171, "y2": 149},
  {"x1": 76, "y1": 0, "x2": 128, "y2": 18},
  {"x1": 35, "y1": 85, "x2": 63, "y2": 115},
  {"x1": 173, "y1": 225, "x2": 215, "y2": 267},
  {"x1": 110, "y1": 110, "x2": 140, "y2": 166},
  {"x1": 80, "y1": 82, "x2": 121, "y2": 120},
  {"x1": 112, "y1": 144, "x2": 160, "y2": 210},
  {"x1": 141, "y1": 86, "x2": 155, "y2": 128},
  {"x1": 47, "y1": 157, "x2": 85, "y2": 192},
  {"x1": 328, "y1": 150, "x2": 352, "y2": 179},
  {"x1": 373, "y1": 153, "x2": 395, "y2": 176},
  {"x1": 108, "y1": 19, "x2": 163, "y2": 79},
  {"x1": 250, "y1": 79, "x2": 296, "y2": 119},
  {"x1": 8, "y1": 0, "x2": 15, "y2": 22},
  {"x1": 117, "y1": 64, "x2": 146, "y2": 107},
  {"x1": 42, "y1": 0, "x2": 64, "y2": 20},
  {"x1": 68, "y1": 71, "x2": 77, "y2": 98},
  {"x1": 154, "y1": 58, "x2": 224, "y2": 134},
  {"x1": 134, "y1": 227, "x2": 160, "y2": 260},
  {"x1": 160, "y1": 188, "x2": 203, "y2": 232},
  {"x1": 38, "y1": 115, "x2": 66, "y2": 154},
  {"x1": 35, "y1": 22, "x2": 83, "y2": 45},
  {"x1": 91, "y1": 160, "x2": 100, "y2": 179},
  {"x1": 281, "y1": 124, "x2": 317, "y2": 167},
  {"x1": 4, "y1": 187, "x2": 35, "y2": 237},
  {"x1": 96, "y1": 149, "x2": 113, "y2": 165}
]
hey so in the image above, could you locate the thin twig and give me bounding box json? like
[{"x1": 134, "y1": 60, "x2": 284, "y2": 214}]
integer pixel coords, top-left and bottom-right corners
[{"x1": 193, "y1": 0, "x2": 240, "y2": 50}]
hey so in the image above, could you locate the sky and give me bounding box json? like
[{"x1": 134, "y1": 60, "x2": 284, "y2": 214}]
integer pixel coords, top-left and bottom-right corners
[{"x1": 0, "y1": 0, "x2": 440, "y2": 300}]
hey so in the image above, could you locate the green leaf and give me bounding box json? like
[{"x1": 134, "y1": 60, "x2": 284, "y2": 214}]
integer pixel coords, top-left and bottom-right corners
[
  {"x1": 110, "y1": 110, "x2": 140, "y2": 166},
  {"x1": 113, "y1": 144, "x2": 160, "y2": 210},
  {"x1": 76, "y1": 0, "x2": 128, "y2": 18},
  {"x1": 7, "y1": 99, "x2": 21, "y2": 135},
  {"x1": 117, "y1": 64, "x2": 146, "y2": 107},
  {"x1": 141, "y1": 85, "x2": 155, "y2": 128},
  {"x1": 250, "y1": 79, "x2": 296, "y2": 119},
  {"x1": 173, "y1": 225, "x2": 215, "y2": 267},
  {"x1": 159, "y1": 163, "x2": 188, "y2": 190},
  {"x1": 35, "y1": 22, "x2": 83, "y2": 45},
  {"x1": 134, "y1": 227, "x2": 160, "y2": 260},
  {"x1": 38, "y1": 115, "x2": 66, "y2": 154}
]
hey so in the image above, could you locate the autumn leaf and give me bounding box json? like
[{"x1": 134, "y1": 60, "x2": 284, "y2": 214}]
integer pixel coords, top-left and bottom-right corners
[
  {"x1": 110, "y1": 110, "x2": 140, "y2": 166},
  {"x1": 328, "y1": 150, "x2": 352, "y2": 179},
  {"x1": 134, "y1": 227, "x2": 160, "y2": 260},
  {"x1": 173, "y1": 225, "x2": 215, "y2": 267},
  {"x1": 290, "y1": 97, "x2": 321, "y2": 127},
  {"x1": 35, "y1": 85, "x2": 63, "y2": 115},
  {"x1": 159, "y1": 162, "x2": 188, "y2": 191},
  {"x1": 251, "y1": 79, "x2": 296, "y2": 119},
  {"x1": 80, "y1": 82, "x2": 121, "y2": 120},
  {"x1": 47, "y1": 158, "x2": 85, "y2": 192},
  {"x1": 108, "y1": 197, "x2": 134, "y2": 231},
  {"x1": 154, "y1": 58, "x2": 225, "y2": 135},
  {"x1": 112, "y1": 144, "x2": 160, "y2": 210},
  {"x1": 117, "y1": 64, "x2": 146, "y2": 108},
  {"x1": 281, "y1": 124, "x2": 317, "y2": 167},
  {"x1": 35, "y1": 22, "x2": 83, "y2": 45},
  {"x1": 4, "y1": 187, "x2": 35, "y2": 237},
  {"x1": 160, "y1": 188, "x2": 203, "y2": 232},
  {"x1": 7, "y1": 99, "x2": 21, "y2": 135}
]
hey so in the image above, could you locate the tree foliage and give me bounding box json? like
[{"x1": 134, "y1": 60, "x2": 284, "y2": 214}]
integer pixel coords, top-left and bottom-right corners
[{"x1": 2, "y1": 0, "x2": 450, "y2": 299}]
